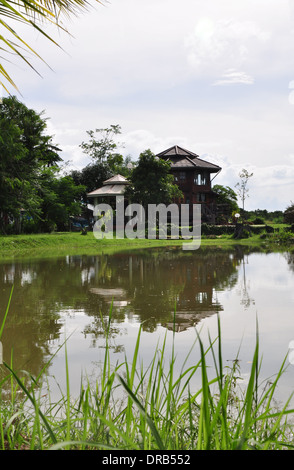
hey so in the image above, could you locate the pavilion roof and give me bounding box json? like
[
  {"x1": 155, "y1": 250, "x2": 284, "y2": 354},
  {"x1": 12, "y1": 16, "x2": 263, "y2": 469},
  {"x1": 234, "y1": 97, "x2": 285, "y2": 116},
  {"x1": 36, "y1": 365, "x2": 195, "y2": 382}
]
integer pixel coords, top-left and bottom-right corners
[{"x1": 87, "y1": 174, "x2": 130, "y2": 198}]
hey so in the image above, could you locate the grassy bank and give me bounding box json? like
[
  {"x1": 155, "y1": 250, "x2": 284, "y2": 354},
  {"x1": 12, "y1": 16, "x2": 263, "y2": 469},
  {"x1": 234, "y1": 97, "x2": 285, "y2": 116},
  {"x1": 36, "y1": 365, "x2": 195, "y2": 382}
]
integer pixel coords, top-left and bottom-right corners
[
  {"x1": 0, "y1": 310, "x2": 293, "y2": 450},
  {"x1": 0, "y1": 232, "x2": 185, "y2": 260},
  {"x1": 1, "y1": 226, "x2": 292, "y2": 260}
]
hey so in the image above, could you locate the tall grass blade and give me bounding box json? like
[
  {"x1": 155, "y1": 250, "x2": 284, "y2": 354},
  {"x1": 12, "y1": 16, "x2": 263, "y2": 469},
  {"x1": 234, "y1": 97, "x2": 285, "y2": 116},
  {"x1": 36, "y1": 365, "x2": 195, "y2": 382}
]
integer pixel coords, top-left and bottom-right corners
[
  {"x1": 3, "y1": 362, "x2": 57, "y2": 445},
  {"x1": 197, "y1": 331, "x2": 213, "y2": 449},
  {"x1": 0, "y1": 285, "x2": 14, "y2": 340},
  {"x1": 118, "y1": 373, "x2": 165, "y2": 450}
]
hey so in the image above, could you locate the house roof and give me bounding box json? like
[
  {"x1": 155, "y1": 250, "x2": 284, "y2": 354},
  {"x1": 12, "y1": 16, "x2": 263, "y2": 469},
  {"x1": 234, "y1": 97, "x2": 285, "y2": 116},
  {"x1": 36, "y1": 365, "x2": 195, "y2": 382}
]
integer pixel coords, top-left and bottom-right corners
[
  {"x1": 156, "y1": 145, "x2": 221, "y2": 173},
  {"x1": 87, "y1": 174, "x2": 130, "y2": 198}
]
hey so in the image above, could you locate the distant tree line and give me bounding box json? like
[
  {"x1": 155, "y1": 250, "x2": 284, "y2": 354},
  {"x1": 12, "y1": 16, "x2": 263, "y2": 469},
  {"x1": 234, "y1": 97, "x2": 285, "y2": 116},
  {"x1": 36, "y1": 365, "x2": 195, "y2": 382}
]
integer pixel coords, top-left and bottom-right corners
[
  {"x1": 211, "y1": 185, "x2": 285, "y2": 224},
  {"x1": 0, "y1": 97, "x2": 292, "y2": 235}
]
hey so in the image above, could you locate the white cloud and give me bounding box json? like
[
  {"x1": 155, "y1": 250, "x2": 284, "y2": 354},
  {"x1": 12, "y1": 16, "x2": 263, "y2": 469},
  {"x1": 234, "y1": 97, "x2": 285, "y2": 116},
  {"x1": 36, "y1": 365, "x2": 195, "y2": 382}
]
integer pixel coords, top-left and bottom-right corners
[
  {"x1": 185, "y1": 17, "x2": 270, "y2": 80},
  {"x1": 184, "y1": 1, "x2": 294, "y2": 84},
  {"x1": 213, "y1": 69, "x2": 254, "y2": 86},
  {"x1": 3, "y1": 0, "x2": 294, "y2": 211}
]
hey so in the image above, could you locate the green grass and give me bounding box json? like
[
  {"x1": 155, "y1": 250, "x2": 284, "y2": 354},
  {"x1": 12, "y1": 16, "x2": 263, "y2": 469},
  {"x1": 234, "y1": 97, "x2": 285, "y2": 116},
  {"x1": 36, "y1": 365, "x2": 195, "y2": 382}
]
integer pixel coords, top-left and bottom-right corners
[
  {"x1": 0, "y1": 297, "x2": 294, "y2": 450},
  {"x1": 1, "y1": 226, "x2": 291, "y2": 261},
  {"x1": 0, "y1": 232, "x2": 185, "y2": 260}
]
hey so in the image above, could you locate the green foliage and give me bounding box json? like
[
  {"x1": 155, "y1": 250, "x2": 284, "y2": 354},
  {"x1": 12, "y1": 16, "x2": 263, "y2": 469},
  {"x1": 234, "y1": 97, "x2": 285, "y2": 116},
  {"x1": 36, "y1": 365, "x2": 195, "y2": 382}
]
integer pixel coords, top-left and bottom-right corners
[
  {"x1": 71, "y1": 162, "x2": 113, "y2": 203},
  {"x1": 243, "y1": 209, "x2": 284, "y2": 224},
  {"x1": 263, "y1": 227, "x2": 294, "y2": 245},
  {"x1": 201, "y1": 224, "x2": 235, "y2": 236},
  {"x1": 212, "y1": 185, "x2": 239, "y2": 223},
  {"x1": 1, "y1": 311, "x2": 293, "y2": 450},
  {"x1": 39, "y1": 170, "x2": 86, "y2": 231},
  {"x1": 213, "y1": 185, "x2": 238, "y2": 210},
  {"x1": 0, "y1": 0, "x2": 103, "y2": 91},
  {"x1": 0, "y1": 96, "x2": 85, "y2": 234},
  {"x1": 125, "y1": 149, "x2": 183, "y2": 209},
  {"x1": 252, "y1": 217, "x2": 265, "y2": 225},
  {"x1": 0, "y1": 96, "x2": 61, "y2": 168},
  {"x1": 80, "y1": 125, "x2": 123, "y2": 163},
  {"x1": 75, "y1": 125, "x2": 133, "y2": 199},
  {"x1": 284, "y1": 203, "x2": 294, "y2": 224}
]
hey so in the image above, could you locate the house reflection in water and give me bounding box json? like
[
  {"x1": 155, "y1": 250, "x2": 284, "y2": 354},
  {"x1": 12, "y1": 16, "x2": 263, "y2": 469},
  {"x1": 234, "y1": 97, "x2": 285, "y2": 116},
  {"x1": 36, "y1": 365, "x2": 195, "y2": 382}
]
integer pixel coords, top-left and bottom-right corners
[
  {"x1": 86, "y1": 248, "x2": 240, "y2": 333},
  {"x1": 89, "y1": 287, "x2": 130, "y2": 309}
]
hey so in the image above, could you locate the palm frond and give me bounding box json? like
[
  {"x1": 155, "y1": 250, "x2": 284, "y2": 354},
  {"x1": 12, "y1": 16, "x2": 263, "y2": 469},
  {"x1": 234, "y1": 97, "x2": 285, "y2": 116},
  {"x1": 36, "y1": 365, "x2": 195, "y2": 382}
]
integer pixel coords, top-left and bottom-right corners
[{"x1": 0, "y1": 0, "x2": 104, "y2": 91}]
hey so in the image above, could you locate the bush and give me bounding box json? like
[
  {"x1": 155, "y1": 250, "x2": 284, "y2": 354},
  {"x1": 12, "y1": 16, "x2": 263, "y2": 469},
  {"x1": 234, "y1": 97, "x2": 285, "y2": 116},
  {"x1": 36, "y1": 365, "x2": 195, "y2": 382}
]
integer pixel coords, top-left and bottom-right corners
[
  {"x1": 252, "y1": 217, "x2": 265, "y2": 225},
  {"x1": 284, "y1": 204, "x2": 294, "y2": 224},
  {"x1": 201, "y1": 223, "x2": 235, "y2": 236},
  {"x1": 22, "y1": 218, "x2": 40, "y2": 234}
]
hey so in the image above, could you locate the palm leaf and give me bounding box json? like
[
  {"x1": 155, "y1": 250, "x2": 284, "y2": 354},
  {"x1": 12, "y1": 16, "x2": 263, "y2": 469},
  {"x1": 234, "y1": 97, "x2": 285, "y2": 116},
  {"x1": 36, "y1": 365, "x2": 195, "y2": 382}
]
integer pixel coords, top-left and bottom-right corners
[{"x1": 0, "y1": 0, "x2": 104, "y2": 91}]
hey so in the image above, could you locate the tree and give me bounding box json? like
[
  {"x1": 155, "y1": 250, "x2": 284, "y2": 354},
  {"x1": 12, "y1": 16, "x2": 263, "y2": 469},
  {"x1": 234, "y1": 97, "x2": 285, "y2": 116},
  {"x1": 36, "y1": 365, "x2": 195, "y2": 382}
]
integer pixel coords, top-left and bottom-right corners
[
  {"x1": 0, "y1": 96, "x2": 62, "y2": 232},
  {"x1": 39, "y1": 170, "x2": 86, "y2": 232},
  {"x1": 80, "y1": 125, "x2": 132, "y2": 175},
  {"x1": 80, "y1": 125, "x2": 123, "y2": 164},
  {"x1": 77, "y1": 125, "x2": 133, "y2": 198},
  {"x1": 213, "y1": 184, "x2": 239, "y2": 212},
  {"x1": 235, "y1": 169, "x2": 253, "y2": 212},
  {"x1": 284, "y1": 202, "x2": 294, "y2": 224},
  {"x1": 0, "y1": 0, "x2": 103, "y2": 91},
  {"x1": 125, "y1": 150, "x2": 183, "y2": 210},
  {"x1": 0, "y1": 96, "x2": 85, "y2": 233},
  {"x1": 0, "y1": 96, "x2": 62, "y2": 168},
  {"x1": 0, "y1": 117, "x2": 41, "y2": 233},
  {"x1": 71, "y1": 162, "x2": 113, "y2": 204}
]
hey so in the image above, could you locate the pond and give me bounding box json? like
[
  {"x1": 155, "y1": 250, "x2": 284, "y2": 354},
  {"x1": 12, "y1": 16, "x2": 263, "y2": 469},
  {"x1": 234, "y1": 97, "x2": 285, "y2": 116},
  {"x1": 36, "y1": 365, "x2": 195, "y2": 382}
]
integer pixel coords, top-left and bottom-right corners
[{"x1": 0, "y1": 246, "x2": 294, "y2": 404}]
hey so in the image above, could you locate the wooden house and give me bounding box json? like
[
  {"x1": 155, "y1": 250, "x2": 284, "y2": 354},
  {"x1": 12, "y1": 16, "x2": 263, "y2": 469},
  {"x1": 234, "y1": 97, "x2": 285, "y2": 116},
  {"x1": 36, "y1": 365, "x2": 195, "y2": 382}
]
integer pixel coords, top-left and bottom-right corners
[{"x1": 156, "y1": 145, "x2": 221, "y2": 223}]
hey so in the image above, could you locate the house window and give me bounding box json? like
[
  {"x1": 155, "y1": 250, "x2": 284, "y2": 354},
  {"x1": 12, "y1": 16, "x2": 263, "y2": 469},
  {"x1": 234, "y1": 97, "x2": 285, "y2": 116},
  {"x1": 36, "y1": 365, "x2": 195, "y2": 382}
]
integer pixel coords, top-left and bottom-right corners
[
  {"x1": 194, "y1": 173, "x2": 201, "y2": 185},
  {"x1": 194, "y1": 172, "x2": 209, "y2": 185},
  {"x1": 179, "y1": 171, "x2": 186, "y2": 180},
  {"x1": 197, "y1": 193, "x2": 206, "y2": 202}
]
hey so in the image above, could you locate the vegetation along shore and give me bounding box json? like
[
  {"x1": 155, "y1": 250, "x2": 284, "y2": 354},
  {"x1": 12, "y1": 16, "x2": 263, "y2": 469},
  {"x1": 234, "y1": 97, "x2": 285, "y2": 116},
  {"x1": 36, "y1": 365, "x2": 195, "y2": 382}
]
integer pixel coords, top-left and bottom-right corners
[{"x1": 0, "y1": 222, "x2": 293, "y2": 261}]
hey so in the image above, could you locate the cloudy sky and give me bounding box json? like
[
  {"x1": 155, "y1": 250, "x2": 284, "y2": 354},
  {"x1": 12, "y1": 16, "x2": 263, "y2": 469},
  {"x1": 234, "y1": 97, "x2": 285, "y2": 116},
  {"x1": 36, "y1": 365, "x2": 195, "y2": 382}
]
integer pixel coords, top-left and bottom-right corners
[{"x1": 3, "y1": 0, "x2": 294, "y2": 211}]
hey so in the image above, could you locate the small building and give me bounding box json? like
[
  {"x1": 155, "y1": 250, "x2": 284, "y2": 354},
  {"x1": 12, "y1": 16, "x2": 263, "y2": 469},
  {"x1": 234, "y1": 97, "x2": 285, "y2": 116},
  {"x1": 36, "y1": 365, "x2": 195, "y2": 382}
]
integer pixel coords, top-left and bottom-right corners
[
  {"x1": 156, "y1": 145, "x2": 221, "y2": 223},
  {"x1": 87, "y1": 174, "x2": 130, "y2": 208},
  {"x1": 87, "y1": 174, "x2": 130, "y2": 229}
]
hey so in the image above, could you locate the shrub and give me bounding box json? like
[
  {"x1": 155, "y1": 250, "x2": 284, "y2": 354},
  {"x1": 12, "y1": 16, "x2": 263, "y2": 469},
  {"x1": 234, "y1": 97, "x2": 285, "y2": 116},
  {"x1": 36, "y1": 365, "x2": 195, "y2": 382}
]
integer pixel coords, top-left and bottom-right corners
[
  {"x1": 284, "y1": 204, "x2": 294, "y2": 224},
  {"x1": 252, "y1": 217, "x2": 265, "y2": 225}
]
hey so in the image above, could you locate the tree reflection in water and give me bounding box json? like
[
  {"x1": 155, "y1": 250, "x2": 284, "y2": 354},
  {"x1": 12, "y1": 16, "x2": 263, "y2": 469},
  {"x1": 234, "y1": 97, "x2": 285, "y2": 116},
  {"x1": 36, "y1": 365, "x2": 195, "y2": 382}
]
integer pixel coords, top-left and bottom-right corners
[{"x1": 0, "y1": 246, "x2": 276, "y2": 379}]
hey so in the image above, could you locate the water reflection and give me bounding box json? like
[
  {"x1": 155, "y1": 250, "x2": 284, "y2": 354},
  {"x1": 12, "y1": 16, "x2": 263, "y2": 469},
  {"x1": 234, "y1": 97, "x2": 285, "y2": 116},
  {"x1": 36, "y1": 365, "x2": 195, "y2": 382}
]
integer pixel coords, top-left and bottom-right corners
[
  {"x1": 0, "y1": 246, "x2": 291, "y2": 383},
  {"x1": 285, "y1": 251, "x2": 294, "y2": 273}
]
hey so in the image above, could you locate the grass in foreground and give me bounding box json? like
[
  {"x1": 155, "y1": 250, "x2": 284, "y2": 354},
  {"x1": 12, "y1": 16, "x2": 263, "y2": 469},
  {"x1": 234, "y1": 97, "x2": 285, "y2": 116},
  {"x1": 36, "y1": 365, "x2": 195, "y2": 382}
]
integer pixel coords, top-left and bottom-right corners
[{"x1": 0, "y1": 302, "x2": 294, "y2": 450}]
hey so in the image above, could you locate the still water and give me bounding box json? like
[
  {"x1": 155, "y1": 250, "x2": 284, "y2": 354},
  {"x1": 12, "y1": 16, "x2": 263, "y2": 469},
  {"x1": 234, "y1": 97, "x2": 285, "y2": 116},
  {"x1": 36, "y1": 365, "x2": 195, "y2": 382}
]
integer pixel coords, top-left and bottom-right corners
[{"x1": 0, "y1": 246, "x2": 294, "y2": 403}]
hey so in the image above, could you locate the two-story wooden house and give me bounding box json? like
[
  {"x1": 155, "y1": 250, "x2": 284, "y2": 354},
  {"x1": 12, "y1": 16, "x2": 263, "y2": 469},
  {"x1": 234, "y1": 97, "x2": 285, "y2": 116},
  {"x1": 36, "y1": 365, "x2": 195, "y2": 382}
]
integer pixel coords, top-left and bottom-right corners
[{"x1": 156, "y1": 145, "x2": 221, "y2": 223}]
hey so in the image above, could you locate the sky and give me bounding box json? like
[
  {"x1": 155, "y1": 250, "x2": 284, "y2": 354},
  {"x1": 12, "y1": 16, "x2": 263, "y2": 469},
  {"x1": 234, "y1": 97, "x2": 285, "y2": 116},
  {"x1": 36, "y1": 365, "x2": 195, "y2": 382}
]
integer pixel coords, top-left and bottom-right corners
[{"x1": 3, "y1": 0, "x2": 294, "y2": 211}]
